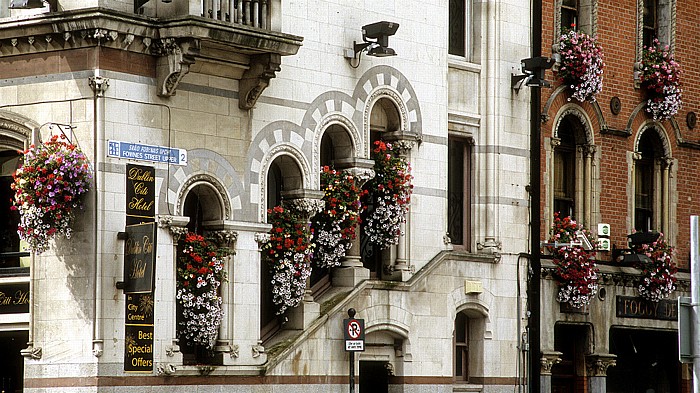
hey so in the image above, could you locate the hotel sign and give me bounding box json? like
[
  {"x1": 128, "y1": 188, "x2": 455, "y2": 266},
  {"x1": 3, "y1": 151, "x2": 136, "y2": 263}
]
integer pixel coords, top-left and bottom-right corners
[
  {"x1": 616, "y1": 296, "x2": 677, "y2": 321},
  {"x1": 124, "y1": 293, "x2": 154, "y2": 372},
  {"x1": 126, "y1": 164, "x2": 156, "y2": 225},
  {"x1": 0, "y1": 282, "x2": 29, "y2": 314},
  {"x1": 123, "y1": 222, "x2": 156, "y2": 294},
  {"x1": 123, "y1": 163, "x2": 157, "y2": 373}
]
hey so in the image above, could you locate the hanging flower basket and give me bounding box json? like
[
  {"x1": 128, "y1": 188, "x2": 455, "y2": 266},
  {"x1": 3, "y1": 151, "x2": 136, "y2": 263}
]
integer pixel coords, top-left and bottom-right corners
[
  {"x1": 630, "y1": 232, "x2": 676, "y2": 302},
  {"x1": 311, "y1": 166, "x2": 365, "y2": 269},
  {"x1": 362, "y1": 140, "x2": 413, "y2": 249},
  {"x1": 545, "y1": 213, "x2": 598, "y2": 308},
  {"x1": 176, "y1": 232, "x2": 229, "y2": 350},
  {"x1": 11, "y1": 135, "x2": 92, "y2": 254},
  {"x1": 640, "y1": 39, "x2": 682, "y2": 120},
  {"x1": 555, "y1": 29, "x2": 605, "y2": 102},
  {"x1": 261, "y1": 206, "x2": 314, "y2": 315}
]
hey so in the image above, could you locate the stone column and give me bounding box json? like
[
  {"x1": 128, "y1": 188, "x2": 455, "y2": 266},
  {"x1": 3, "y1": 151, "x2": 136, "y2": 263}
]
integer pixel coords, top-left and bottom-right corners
[
  {"x1": 281, "y1": 189, "x2": 324, "y2": 330},
  {"x1": 660, "y1": 157, "x2": 673, "y2": 235},
  {"x1": 585, "y1": 353, "x2": 616, "y2": 393},
  {"x1": 583, "y1": 144, "x2": 596, "y2": 227},
  {"x1": 540, "y1": 351, "x2": 562, "y2": 393},
  {"x1": 382, "y1": 138, "x2": 416, "y2": 281},
  {"x1": 157, "y1": 214, "x2": 190, "y2": 368},
  {"x1": 204, "y1": 225, "x2": 238, "y2": 362},
  {"x1": 332, "y1": 158, "x2": 374, "y2": 287}
]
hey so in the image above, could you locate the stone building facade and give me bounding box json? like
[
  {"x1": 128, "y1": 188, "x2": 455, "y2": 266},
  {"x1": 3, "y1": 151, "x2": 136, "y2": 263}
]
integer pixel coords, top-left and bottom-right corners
[
  {"x1": 0, "y1": 0, "x2": 534, "y2": 392},
  {"x1": 537, "y1": 0, "x2": 696, "y2": 392}
]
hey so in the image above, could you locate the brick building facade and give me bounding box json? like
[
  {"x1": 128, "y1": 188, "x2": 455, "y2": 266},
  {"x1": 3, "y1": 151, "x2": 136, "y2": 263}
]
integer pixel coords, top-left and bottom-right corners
[{"x1": 537, "y1": 1, "x2": 696, "y2": 392}]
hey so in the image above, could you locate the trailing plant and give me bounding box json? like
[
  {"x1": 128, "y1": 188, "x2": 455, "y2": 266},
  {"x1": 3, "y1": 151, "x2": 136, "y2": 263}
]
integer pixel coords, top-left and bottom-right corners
[
  {"x1": 546, "y1": 213, "x2": 598, "y2": 308},
  {"x1": 556, "y1": 28, "x2": 605, "y2": 102},
  {"x1": 362, "y1": 140, "x2": 413, "y2": 249},
  {"x1": 176, "y1": 232, "x2": 229, "y2": 349},
  {"x1": 11, "y1": 134, "x2": 92, "y2": 254},
  {"x1": 630, "y1": 232, "x2": 676, "y2": 302},
  {"x1": 640, "y1": 39, "x2": 682, "y2": 120},
  {"x1": 311, "y1": 166, "x2": 365, "y2": 269},
  {"x1": 261, "y1": 206, "x2": 314, "y2": 315}
]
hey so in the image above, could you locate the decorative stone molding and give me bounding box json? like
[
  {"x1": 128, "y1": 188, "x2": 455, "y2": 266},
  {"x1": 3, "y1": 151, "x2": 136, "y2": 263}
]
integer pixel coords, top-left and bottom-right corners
[
  {"x1": 384, "y1": 362, "x2": 395, "y2": 376},
  {"x1": 254, "y1": 232, "x2": 271, "y2": 247},
  {"x1": 158, "y1": 215, "x2": 190, "y2": 241},
  {"x1": 252, "y1": 341, "x2": 265, "y2": 358},
  {"x1": 281, "y1": 189, "x2": 325, "y2": 220},
  {"x1": 215, "y1": 344, "x2": 239, "y2": 358},
  {"x1": 209, "y1": 230, "x2": 238, "y2": 250},
  {"x1": 154, "y1": 38, "x2": 200, "y2": 97},
  {"x1": 540, "y1": 351, "x2": 563, "y2": 375},
  {"x1": 165, "y1": 342, "x2": 181, "y2": 357},
  {"x1": 20, "y1": 345, "x2": 42, "y2": 359},
  {"x1": 334, "y1": 158, "x2": 376, "y2": 187},
  {"x1": 88, "y1": 75, "x2": 109, "y2": 97},
  {"x1": 585, "y1": 353, "x2": 617, "y2": 376},
  {"x1": 156, "y1": 363, "x2": 177, "y2": 375},
  {"x1": 239, "y1": 53, "x2": 282, "y2": 109}
]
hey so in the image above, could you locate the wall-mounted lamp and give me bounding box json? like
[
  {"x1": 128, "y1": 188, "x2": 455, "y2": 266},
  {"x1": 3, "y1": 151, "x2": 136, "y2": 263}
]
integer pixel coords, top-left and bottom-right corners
[
  {"x1": 8, "y1": 0, "x2": 45, "y2": 8},
  {"x1": 345, "y1": 21, "x2": 399, "y2": 67},
  {"x1": 512, "y1": 56, "x2": 555, "y2": 92}
]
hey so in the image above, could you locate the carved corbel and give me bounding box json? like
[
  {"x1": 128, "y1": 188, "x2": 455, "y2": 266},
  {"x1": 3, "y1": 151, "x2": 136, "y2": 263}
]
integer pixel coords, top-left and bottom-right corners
[
  {"x1": 21, "y1": 345, "x2": 42, "y2": 359},
  {"x1": 252, "y1": 340, "x2": 265, "y2": 358},
  {"x1": 155, "y1": 38, "x2": 200, "y2": 97},
  {"x1": 239, "y1": 53, "x2": 282, "y2": 109}
]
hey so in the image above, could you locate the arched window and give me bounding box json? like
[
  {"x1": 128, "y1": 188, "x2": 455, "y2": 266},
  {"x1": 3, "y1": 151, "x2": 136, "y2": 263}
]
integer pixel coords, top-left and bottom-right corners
[
  {"x1": 453, "y1": 309, "x2": 485, "y2": 383},
  {"x1": 177, "y1": 182, "x2": 226, "y2": 364},
  {"x1": 551, "y1": 113, "x2": 594, "y2": 225},
  {"x1": 0, "y1": 151, "x2": 22, "y2": 269},
  {"x1": 362, "y1": 97, "x2": 403, "y2": 279},
  {"x1": 634, "y1": 128, "x2": 667, "y2": 233},
  {"x1": 553, "y1": 123, "x2": 577, "y2": 218}
]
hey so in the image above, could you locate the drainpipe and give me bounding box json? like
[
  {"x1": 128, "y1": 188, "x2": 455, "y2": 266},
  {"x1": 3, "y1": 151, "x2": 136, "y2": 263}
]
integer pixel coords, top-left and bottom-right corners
[
  {"x1": 528, "y1": 0, "x2": 543, "y2": 392},
  {"x1": 89, "y1": 71, "x2": 109, "y2": 358}
]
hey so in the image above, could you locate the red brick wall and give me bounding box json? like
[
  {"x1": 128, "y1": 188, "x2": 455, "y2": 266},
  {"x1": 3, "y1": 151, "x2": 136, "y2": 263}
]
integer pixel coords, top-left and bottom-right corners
[{"x1": 539, "y1": 1, "x2": 700, "y2": 269}]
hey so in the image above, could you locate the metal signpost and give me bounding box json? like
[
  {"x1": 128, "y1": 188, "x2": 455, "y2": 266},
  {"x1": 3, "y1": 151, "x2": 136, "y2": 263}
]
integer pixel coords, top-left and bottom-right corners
[{"x1": 343, "y1": 308, "x2": 365, "y2": 393}]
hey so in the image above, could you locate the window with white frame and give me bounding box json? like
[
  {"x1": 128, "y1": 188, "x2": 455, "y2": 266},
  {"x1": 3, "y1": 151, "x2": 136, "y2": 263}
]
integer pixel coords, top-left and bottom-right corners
[{"x1": 449, "y1": 0, "x2": 480, "y2": 63}]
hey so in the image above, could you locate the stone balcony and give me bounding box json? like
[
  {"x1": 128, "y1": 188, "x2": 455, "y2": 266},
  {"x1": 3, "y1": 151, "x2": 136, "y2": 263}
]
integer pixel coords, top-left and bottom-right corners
[{"x1": 0, "y1": 0, "x2": 302, "y2": 108}]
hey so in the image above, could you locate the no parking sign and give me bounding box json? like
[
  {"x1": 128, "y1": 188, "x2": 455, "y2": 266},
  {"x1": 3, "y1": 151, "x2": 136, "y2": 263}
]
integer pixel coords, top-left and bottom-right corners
[{"x1": 343, "y1": 317, "x2": 365, "y2": 351}]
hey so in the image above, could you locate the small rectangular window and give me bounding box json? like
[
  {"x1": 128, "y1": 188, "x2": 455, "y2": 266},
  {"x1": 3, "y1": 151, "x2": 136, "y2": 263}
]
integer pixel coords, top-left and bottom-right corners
[
  {"x1": 454, "y1": 313, "x2": 469, "y2": 381},
  {"x1": 449, "y1": 0, "x2": 466, "y2": 57},
  {"x1": 643, "y1": 0, "x2": 658, "y2": 47},
  {"x1": 561, "y1": 0, "x2": 578, "y2": 30}
]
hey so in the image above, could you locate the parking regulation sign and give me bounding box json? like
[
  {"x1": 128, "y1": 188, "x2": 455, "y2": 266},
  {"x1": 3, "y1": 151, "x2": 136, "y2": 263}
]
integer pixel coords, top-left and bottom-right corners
[{"x1": 343, "y1": 318, "x2": 365, "y2": 351}]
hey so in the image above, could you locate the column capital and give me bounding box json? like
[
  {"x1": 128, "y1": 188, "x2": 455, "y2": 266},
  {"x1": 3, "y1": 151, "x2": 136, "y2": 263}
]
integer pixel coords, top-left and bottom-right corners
[
  {"x1": 540, "y1": 351, "x2": 563, "y2": 375},
  {"x1": 585, "y1": 353, "x2": 617, "y2": 377},
  {"x1": 158, "y1": 215, "x2": 190, "y2": 241}
]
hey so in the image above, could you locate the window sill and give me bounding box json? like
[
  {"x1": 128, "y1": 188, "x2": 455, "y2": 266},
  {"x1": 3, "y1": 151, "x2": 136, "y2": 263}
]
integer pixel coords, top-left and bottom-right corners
[
  {"x1": 448, "y1": 57, "x2": 481, "y2": 73},
  {"x1": 453, "y1": 382, "x2": 484, "y2": 392}
]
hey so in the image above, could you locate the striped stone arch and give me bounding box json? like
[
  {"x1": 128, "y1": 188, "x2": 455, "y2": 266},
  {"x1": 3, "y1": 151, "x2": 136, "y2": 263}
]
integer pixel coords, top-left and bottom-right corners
[
  {"x1": 551, "y1": 103, "x2": 596, "y2": 145},
  {"x1": 302, "y1": 91, "x2": 362, "y2": 172},
  {"x1": 246, "y1": 121, "x2": 313, "y2": 222},
  {"x1": 635, "y1": 120, "x2": 673, "y2": 157},
  {"x1": 0, "y1": 110, "x2": 36, "y2": 150},
  {"x1": 352, "y1": 66, "x2": 422, "y2": 153},
  {"x1": 158, "y1": 148, "x2": 244, "y2": 220}
]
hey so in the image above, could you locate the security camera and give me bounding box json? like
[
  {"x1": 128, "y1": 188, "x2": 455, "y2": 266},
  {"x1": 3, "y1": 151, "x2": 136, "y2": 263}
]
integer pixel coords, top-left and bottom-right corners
[{"x1": 362, "y1": 21, "x2": 399, "y2": 48}]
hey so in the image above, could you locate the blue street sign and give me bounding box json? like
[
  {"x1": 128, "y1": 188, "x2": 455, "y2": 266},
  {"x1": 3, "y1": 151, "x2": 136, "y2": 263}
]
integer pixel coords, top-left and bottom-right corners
[{"x1": 108, "y1": 140, "x2": 187, "y2": 166}]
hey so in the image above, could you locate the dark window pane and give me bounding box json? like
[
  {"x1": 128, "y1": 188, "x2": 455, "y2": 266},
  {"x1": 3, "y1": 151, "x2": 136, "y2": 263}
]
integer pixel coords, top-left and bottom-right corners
[
  {"x1": 449, "y1": 0, "x2": 465, "y2": 56},
  {"x1": 448, "y1": 139, "x2": 465, "y2": 245}
]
